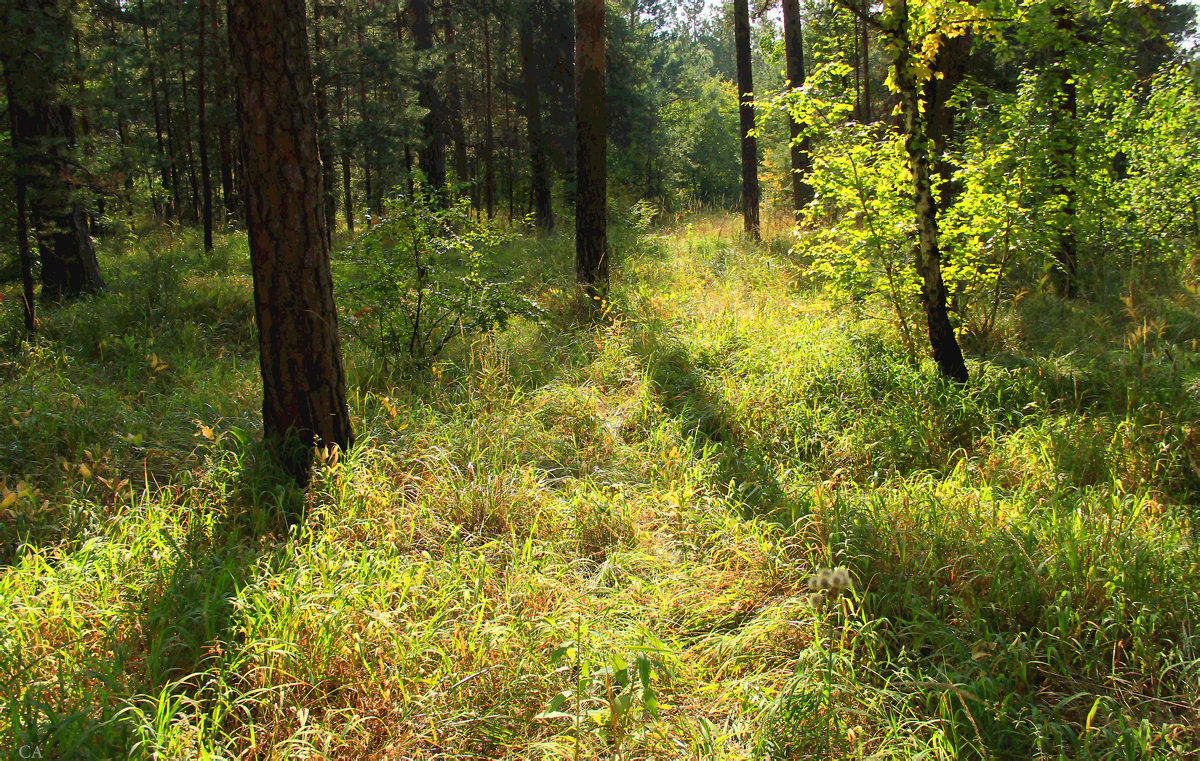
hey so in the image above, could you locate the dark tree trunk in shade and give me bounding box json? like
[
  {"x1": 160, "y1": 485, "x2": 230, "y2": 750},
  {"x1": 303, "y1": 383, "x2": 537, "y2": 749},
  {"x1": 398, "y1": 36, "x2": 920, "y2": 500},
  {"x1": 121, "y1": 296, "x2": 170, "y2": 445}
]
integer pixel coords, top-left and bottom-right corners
[
  {"x1": 924, "y1": 32, "x2": 970, "y2": 214},
  {"x1": 314, "y1": 10, "x2": 338, "y2": 243},
  {"x1": 521, "y1": 10, "x2": 553, "y2": 233},
  {"x1": 1049, "y1": 1, "x2": 1078, "y2": 297},
  {"x1": 483, "y1": 15, "x2": 496, "y2": 218},
  {"x1": 781, "y1": 0, "x2": 814, "y2": 218},
  {"x1": 5, "y1": 72, "x2": 37, "y2": 332},
  {"x1": 2, "y1": 0, "x2": 105, "y2": 301},
  {"x1": 197, "y1": 0, "x2": 214, "y2": 250},
  {"x1": 886, "y1": 0, "x2": 967, "y2": 383},
  {"x1": 178, "y1": 66, "x2": 201, "y2": 224},
  {"x1": 336, "y1": 80, "x2": 354, "y2": 233},
  {"x1": 733, "y1": 0, "x2": 760, "y2": 241},
  {"x1": 138, "y1": 0, "x2": 170, "y2": 217},
  {"x1": 410, "y1": 0, "x2": 447, "y2": 201},
  {"x1": 575, "y1": 0, "x2": 607, "y2": 302},
  {"x1": 227, "y1": 0, "x2": 355, "y2": 484},
  {"x1": 444, "y1": 18, "x2": 469, "y2": 193}
]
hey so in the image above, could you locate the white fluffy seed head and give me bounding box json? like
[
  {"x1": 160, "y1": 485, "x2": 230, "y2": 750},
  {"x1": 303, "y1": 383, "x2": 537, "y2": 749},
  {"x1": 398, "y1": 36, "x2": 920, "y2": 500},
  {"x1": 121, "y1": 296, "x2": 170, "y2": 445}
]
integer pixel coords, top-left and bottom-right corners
[
  {"x1": 816, "y1": 568, "x2": 833, "y2": 589},
  {"x1": 831, "y1": 567, "x2": 852, "y2": 590},
  {"x1": 807, "y1": 592, "x2": 825, "y2": 609},
  {"x1": 806, "y1": 574, "x2": 820, "y2": 591}
]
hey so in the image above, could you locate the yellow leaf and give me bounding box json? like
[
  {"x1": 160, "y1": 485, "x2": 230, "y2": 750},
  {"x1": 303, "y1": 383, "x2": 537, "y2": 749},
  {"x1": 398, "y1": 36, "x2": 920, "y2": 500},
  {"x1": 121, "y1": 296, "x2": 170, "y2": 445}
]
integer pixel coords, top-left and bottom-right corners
[
  {"x1": 78, "y1": 463, "x2": 93, "y2": 479},
  {"x1": 198, "y1": 424, "x2": 214, "y2": 441},
  {"x1": 1, "y1": 492, "x2": 15, "y2": 509}
]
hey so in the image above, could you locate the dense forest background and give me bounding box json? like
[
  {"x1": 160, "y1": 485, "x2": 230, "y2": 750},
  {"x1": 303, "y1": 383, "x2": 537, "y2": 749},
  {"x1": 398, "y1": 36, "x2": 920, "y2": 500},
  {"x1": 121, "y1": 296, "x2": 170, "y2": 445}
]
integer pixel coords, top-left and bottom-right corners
[{"x1": 3, "y1": 0, "x2": 1200, "y2": 758}]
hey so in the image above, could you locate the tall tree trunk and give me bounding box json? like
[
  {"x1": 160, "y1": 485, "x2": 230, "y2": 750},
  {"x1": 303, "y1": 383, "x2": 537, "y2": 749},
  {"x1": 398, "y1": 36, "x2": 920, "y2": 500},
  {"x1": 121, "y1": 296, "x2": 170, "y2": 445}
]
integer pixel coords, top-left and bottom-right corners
[
  {"x1": 138, "y1": 0, "x2": 170, "y2": 217},
  {"x1": 575, "y1": 0, "x2": 607, "y2": 302},
  {"x1": 336, "y1": 79, "x2": 354, "y2": 232},
  {"x1": 314, "y1": 8, "x2": 338, "y2": 243},
  {"x1": 5, "y1": 72, "x2": 37, "y2": 331},
  {"x1": 410, "y1": 0, "x2": 447, "y2": 201},
  {"x1": 227, "y1": 0, "x2": 354, "y2": 485},
  {"x1": 444, "y1": 17, "x2": 469, "y2": 193},
  {"x1": 178, "y1": 66, "x2": 201, "y2": 224},
  {"x1": 886, "y1": 0, "x2": 968, "y2": 383},
  {"x1": 198, "y1": 0, "x2": 214, "y2": 250},
  {"x1": 1049, "y1": 1, "x2": 1078, "y2": 297},
  {"x1": 483, "y1": 14, "x2": 495, "y2": 218},
  {"x1": 520, "y1": 10, "x2": 553, "y2": 233},
  {"x1": 211, "y1": 0, "x2": 236, "y2": 219},
  {"x1": 2, "y1": 0, "x2": 105, "y2": 301},
  {"x1": 733, "y1": 0, "x2": 760, "y2": 241},
  {"x1": 861, "y1": 0, "x2": 870, "y2": 122},
  {"x1": 781, "y1": 0, "x2": 814, "y2": 218}
]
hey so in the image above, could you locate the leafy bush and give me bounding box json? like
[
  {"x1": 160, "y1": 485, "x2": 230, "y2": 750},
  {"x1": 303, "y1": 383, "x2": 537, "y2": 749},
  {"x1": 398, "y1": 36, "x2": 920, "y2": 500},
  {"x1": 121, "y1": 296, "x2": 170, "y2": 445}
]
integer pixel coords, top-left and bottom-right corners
[{"x1": 338, "y1": 193, "x2": 544, "y2": 367}]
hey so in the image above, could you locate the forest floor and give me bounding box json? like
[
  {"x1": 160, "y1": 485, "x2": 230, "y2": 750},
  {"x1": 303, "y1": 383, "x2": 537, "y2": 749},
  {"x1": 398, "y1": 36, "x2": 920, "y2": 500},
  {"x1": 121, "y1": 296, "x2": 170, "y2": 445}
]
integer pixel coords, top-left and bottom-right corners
[{"x1": 2, "y1": 215, "x2": 1200, "y2": 759}]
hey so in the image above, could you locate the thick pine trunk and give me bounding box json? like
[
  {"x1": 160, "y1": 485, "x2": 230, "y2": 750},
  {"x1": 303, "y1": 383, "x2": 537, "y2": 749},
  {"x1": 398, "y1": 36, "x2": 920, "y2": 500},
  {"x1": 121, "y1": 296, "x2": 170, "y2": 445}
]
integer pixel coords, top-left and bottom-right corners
[
  {"x1": 781, "y1": 0, "x2": 814, "y2": 218},
  {"x1": 733, "y1": 0, "x2": 760, "y2": 241},
  {"x1": 575, "y1": 0, "x2": 607, "y2": 302},
  {"x1": 410, "y1": 0, "x2": 447, "y2": 201},
  {"x1": 227, "y1": 0, "x2": 355, "y2": 484},
  {"x1": 444, "y1": 18, "x2": 469, "y2": 193},
  {"x1": 521, "y1": 11, "x2": 553, "y2": 233},
  {"x1": 888, "y1": 0, "x2": 968, "y2": 383}
]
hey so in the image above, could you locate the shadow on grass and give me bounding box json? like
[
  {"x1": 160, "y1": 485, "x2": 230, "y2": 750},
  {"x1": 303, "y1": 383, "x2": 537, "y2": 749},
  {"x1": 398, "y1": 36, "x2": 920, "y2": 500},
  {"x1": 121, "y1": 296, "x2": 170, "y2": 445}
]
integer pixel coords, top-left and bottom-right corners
[
  {"x1": 5, "y1": 440, "x2": 307, "y2": 759},
  {"x1": 630, "y1": 332, "x2": 788, "y2": 517}
]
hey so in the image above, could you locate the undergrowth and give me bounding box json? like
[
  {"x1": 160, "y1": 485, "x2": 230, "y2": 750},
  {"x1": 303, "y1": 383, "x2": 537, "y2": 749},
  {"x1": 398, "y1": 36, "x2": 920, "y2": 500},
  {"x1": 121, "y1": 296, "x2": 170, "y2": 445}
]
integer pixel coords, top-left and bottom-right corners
[{"x1": 1, "y1": 215, "x2": 1197, "y2": 759}]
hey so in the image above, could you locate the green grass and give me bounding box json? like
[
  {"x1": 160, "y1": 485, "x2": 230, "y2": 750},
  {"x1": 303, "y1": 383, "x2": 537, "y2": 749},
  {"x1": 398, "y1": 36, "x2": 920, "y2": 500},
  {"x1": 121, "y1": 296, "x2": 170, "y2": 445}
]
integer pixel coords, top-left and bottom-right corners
[{"x1": 1, "y1": 215, "x2": 1198, "y2": 758}]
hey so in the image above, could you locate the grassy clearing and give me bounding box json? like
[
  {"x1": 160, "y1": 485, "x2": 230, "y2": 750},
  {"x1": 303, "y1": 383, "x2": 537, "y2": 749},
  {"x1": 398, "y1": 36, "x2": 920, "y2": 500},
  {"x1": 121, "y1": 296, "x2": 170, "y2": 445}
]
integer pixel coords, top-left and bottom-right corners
[{"x1": 2, "y1": 216, "x2": 1199, "y2": 759}]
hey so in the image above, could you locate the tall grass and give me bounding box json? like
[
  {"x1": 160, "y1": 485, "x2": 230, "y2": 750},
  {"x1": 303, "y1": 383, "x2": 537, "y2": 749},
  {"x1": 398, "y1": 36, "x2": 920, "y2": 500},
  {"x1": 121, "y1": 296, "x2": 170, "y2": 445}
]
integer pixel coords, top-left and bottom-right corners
[{"x1": 1, "y1": 215, "x2": 1197, "y2": 758}]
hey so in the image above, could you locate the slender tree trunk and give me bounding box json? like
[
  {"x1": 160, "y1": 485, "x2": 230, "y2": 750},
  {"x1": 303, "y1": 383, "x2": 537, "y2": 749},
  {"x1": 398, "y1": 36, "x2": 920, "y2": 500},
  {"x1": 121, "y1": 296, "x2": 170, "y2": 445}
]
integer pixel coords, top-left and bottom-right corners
[
  {"x1": 336, "y1": 79, "x2": 354, "y2": 232},
  {"x1": 733, "y1": 0, "x2": 760, "y2": 240},
  {"x1": 138, "y1": 0, "x2": 170, "y2": 217},
  {"x1": 198, "y1": 0, "x2": 214, "y2": 250},
  {"x1": 410, "y1": 0, "x2": 447, "y2": 201},
  {"x1": 314, "y1": 9, "x2": 338, "y2": 243},
  {"x1": 520, "y1": 10, "x2": 553, "y2": 233},
  {"x1": 227, "y1": 0, "x2": 354, "y2": 485},
  {"x1": 178, "y1": 66, "x2": 201, "y2": 224},
  {"x1": 444, "y1": 17, "x2": 469, "y2": 193},
  {"x1": 887, "y1": 0, "x2": 967, "y2": 383},
  {"x1": 483, "y1": 14, "x2": 495, "y2": 218},
  {"x1": 575, "y1": 0, "x2": 607, "y2": 302},
  {"x1": 781, "y1": 0, "x2": 814, "y2": 218},
  {"x1": 1049, "y1": 1, "x2": 1078, "y2": 297},
  {"x1": 861, "y1": 0, "x2": 870, "y2": 122},
  {"x1": 6, "y1": 72, "x2": 36, "y2": 331}
]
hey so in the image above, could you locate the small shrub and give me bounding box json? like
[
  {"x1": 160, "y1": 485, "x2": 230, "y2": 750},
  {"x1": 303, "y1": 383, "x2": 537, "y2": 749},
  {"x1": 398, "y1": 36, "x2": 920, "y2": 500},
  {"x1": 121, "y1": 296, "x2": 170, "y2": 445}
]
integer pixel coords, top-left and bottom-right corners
[{"x1": 339, "y1": 192, "x2": 544, "y2": 368}]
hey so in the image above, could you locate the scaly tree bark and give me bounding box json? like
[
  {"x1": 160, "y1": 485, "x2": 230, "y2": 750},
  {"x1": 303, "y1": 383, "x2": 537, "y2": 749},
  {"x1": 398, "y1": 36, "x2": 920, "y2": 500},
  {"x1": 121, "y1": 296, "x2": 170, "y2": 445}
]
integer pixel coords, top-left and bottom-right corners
[
  {"x1": 410, "y1": 0, "x2": 447, "y2": 201},
  {"x1": 2, "y1": 0, "x2": 105, "y2": 301},
  {"x1": 227, "y1": 0, "x2": 355, "y2": 484},
  {"x1": 781, "y1": 0, "x2": 814, "y2": 218},
  {"x1": 521, "y1": 9, "x2": 554, "y2": 233},
  {"x1": 575, "y1": 0, "x2": 607, "y2": 302},
  {"x1": 884, "y1": 0, "x2": 968, "y2": 382},
  {"x1": 733, "y1": 0, "x2": 760, "y2": 240}
]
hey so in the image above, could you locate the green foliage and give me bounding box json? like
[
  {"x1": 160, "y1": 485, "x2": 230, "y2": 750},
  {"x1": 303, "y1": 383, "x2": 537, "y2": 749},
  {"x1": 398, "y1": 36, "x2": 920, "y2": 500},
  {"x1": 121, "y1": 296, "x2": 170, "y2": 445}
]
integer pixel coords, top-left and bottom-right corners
[{"x1": 338, "y1": 194, "x2": 544, "y2": 366}]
